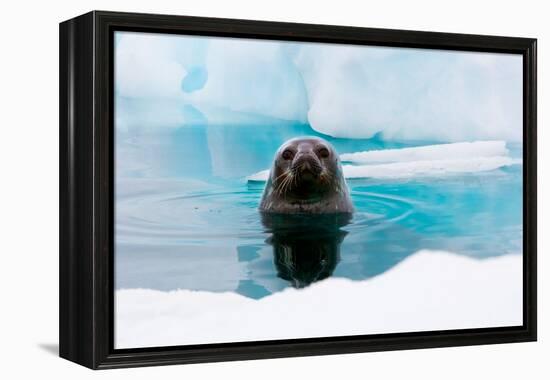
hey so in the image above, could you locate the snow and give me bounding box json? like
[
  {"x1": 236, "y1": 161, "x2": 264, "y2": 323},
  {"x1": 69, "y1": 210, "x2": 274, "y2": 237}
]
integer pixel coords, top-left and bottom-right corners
[{"x1": 115, "y1": 250, "x2": 522, "y2": 348}]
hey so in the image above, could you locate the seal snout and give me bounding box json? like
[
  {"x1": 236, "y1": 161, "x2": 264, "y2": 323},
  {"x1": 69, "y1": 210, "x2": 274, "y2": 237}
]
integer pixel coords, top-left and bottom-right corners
[{"x1": 292, "y1": 153, "x2": 323, "y2": 179}]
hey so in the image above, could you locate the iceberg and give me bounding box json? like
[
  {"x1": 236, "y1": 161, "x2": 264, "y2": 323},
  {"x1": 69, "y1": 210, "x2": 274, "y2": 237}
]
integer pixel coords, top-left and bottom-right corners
[
  {"x1": 116, "y1": 32, "x2": 193, "y2": 99},
  {"x1": 115, "y1": 32, "x2": 522, "y2": 143},
  {"x1": 186, "y1": 39, "x2": 309, "y2": 123},
  {"x1": 293, "y1": 45, "x2": 522, "y2": 142},
  {"x1": 115, "y1": 250, "x2": 522, "y2": 348}
]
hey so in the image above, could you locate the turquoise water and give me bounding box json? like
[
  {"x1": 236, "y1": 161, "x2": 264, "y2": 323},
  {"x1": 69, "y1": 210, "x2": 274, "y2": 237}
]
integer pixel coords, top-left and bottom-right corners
[{"x1": 115, "y1": 113, "x2": 523, "y2": 299}]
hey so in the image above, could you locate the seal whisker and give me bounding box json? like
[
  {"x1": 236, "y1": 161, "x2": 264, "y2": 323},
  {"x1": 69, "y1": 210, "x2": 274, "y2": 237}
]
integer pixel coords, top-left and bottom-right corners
[
  {"x1": 275, "y1": 177, "x2": 286, "y2": 196},
  {"x1": 274, "y1": 169, "x2": 291, "y2": 182},
  {"x1": 274, "y1": 171, "x2": 291, "y2": 194},
  {"x1": 277, "y1": 173, "x2": 294, "y2": 196},
  {"x1": 277, "y1": 176, "x2": 287, "y2": 196},
  {"x1": 284, "y1": 173, "x2": 295, "y2": 195}
]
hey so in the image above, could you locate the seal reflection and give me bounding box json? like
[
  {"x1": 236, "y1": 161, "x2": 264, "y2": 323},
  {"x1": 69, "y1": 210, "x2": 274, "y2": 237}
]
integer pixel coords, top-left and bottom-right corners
[{"x1": 261, "y1": 213, "x2": 351, "y2": 288}]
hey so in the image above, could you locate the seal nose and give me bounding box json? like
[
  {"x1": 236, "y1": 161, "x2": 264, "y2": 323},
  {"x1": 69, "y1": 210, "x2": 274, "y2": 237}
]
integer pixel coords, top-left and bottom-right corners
[
  {"x1": 293, "y1": 152, "x2": 321, "y2": 176},
  {"x1": 300, "y1": 160, "x2": 312, "y2": 172}
]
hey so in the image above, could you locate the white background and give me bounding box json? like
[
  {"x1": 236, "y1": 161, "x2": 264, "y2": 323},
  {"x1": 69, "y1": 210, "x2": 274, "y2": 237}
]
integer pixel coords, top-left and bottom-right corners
[{"x1": 0, "y1": 0, "x2": 547, "y2": 378}]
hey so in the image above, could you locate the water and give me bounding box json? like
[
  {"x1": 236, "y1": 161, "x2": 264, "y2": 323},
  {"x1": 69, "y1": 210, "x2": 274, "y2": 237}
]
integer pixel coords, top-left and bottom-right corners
[{"x1": 115, "y1": 113, "x2": 523, "y2": 300}]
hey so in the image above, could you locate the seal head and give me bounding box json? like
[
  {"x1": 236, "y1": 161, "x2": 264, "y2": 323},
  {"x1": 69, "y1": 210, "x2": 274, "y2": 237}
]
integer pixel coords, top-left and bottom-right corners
[{"x1": 259, "y1": 137, "x2": 353, "y2": 214}]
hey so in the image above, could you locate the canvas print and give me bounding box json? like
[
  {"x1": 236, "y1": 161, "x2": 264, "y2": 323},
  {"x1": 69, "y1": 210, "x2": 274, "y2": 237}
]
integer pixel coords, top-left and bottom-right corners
[{"x1": 114, "y1": 31, "x2": 523, "y2": 349}]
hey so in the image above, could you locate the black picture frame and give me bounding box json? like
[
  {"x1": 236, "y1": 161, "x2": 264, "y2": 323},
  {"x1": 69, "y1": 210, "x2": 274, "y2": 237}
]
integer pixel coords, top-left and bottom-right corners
[{"x1": 59, "y1": 10, "x2": 537, "y2": 369}]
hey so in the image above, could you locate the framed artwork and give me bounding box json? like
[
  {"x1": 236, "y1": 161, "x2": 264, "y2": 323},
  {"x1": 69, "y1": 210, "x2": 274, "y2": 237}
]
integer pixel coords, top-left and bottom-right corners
[{"x1": 59, "y1": 11, "x2": 537, "y2": 369}]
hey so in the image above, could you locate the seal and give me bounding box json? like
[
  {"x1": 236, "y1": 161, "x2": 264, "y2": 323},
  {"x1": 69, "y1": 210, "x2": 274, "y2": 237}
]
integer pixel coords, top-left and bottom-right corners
[{"x1": 259, "y1": 136, "x2": 354, "y2": 214}]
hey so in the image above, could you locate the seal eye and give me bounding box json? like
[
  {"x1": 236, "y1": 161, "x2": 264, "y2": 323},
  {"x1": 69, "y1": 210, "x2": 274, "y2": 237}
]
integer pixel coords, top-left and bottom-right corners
[
  {"x1": 282, "y1": 149, "x2": 294, "y2": 160},
  {"x1": 318, "y1": 147, "x2": 330, "y2": 158}
]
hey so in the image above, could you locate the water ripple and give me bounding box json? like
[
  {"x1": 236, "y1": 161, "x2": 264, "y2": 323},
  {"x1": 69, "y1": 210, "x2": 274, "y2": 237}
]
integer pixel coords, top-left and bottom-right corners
[{"x1": 116, "y1": 183, "x2": 415, "y2": 246}]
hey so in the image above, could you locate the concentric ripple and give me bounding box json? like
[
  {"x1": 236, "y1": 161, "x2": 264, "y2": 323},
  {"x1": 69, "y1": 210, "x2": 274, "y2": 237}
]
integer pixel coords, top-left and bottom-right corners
[{"x1": 116, "y1": 179, "x2": 416, "y2": 247}]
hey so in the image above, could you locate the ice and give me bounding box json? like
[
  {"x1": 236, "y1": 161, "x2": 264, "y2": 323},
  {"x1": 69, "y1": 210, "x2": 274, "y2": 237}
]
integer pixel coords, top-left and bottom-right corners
[
  {"x1": 342, "y1": 156, "x2": 521, "y2": 179},
  {"x1": 115, "y1": 251, "x2": 522, "y2": 348},
  {"x1": 181, "y1": 66, "x2": 208, "y2": 93},
  {"x1": 247, "y1": 141, "x2": 520, "y2": 181},
  {"x1": 247, "y1": 169, "x2": 270, "y2": 182},
  {"x1": 340, "y1": 141, "x2": 509, "y2": 164},
  {"x1": 247, "y1": 157, "x2": 520, "y2": 181},
  {"x1": 115, "y1": 32, "x2": 522, "y2": 142},
  {"x1": 116, "y1": 32, "x2": 190, "y2": 99},
  {"x1": 186, "y1": 39, "x2": 309, "y2": 122},
  {"x1": 293, "y1": 45, "x2": 522, "y2": 142}
]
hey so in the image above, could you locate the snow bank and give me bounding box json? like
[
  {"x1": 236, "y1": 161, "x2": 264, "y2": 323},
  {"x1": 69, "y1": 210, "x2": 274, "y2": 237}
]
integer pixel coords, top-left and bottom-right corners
[
  {"x1": 247, "y1": 141, "x2": 521, "y2": 181},
  {"x1": 115, "y1": 251, "x2": 522, "y2": 348}
]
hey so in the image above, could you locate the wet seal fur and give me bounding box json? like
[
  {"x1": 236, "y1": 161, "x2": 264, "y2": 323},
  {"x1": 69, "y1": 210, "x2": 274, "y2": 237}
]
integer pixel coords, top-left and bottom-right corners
[{"x1": 259, "y1": 136, "x2": 354, "y2": 214}]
